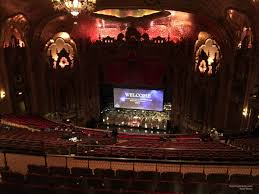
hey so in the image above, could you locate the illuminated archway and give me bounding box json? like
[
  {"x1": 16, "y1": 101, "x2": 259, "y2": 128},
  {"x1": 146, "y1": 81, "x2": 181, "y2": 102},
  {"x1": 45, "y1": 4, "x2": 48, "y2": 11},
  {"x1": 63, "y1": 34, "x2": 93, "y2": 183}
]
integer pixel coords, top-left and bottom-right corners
[
  {"x1": 194, "y1": 32, "x2": 222, "y2": 76},
  {"x1": 45, "y1": 32, "x2": 77, "y2": 69}
]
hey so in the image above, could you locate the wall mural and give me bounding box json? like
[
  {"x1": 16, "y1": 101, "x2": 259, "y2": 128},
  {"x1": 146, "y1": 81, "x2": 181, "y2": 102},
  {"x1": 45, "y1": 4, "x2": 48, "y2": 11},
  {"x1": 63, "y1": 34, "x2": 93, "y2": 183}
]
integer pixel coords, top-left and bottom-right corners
[
  {"x1": 72, "y1": 10, "x2": 195, "y2": 43},
  {"x1": 45, "y1": 32, "x2": 77, "y2": 69}
]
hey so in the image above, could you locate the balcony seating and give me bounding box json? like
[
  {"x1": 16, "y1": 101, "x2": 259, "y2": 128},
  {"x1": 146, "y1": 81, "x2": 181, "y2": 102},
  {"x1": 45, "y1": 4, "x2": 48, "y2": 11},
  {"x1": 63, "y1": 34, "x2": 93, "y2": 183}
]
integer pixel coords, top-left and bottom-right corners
[
  {"x1": 2, "y1": 114, "x2": 59, "y2": 130},
  {"x1": 1, "y1": 124, "x2": 257, "y2": 161},
  {"x1": 2, "y1": 165, "x2": 259, "y2": 194},
  {"x1": 1, "y1": 114, "x2": 259, "y2": 164}
]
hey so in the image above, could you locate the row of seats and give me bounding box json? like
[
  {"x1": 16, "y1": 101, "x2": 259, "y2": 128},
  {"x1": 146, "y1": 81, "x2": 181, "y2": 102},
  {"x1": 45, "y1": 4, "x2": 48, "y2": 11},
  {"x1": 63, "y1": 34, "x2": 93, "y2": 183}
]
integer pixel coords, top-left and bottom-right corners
[
  {"x1": 230, "y1": 137, "x2": 259, "y2": 153},
  {"x1": 0, "y1": 115, "x2": 258, "y2": 162},
  {"x1": 24, "y1": 165, "x2": 259, "y2": 184},
  {"x1": 82, "y1": 142, "x2": 256, "y2": 161},
  {"x1": 2, "y1": 115, "x2": 59, "y2": 130},
  {"x1": 1, "y1": 166, "x2": 259, "y2": 194},
  {"x1": 0, "y1": 183, "x2": 148, "y2": 194},
  {"x1": 0, "y1": 126, "x2": 257, "y2": 161},
  {"x1": 0, "y1": 126, "x2": 113, "y2": 155}
]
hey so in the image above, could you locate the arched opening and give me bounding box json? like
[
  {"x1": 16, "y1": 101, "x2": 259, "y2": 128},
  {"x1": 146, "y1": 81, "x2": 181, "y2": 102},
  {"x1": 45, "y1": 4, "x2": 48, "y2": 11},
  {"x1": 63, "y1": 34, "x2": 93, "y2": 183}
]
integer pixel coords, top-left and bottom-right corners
[{"x1": 1, "y1": 14, "x2": 30, "y2": 114}]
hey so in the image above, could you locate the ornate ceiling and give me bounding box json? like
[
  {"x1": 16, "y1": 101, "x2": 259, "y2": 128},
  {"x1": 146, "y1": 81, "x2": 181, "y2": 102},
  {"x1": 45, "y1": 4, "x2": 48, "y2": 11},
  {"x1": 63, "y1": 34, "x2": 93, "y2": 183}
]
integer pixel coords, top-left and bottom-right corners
[
  {"x1": 0, "y1": 0, "x2": 258, "y2": 46},
  {"x1": 0, "y1": 0, "x2": 256, "y2": 22}
]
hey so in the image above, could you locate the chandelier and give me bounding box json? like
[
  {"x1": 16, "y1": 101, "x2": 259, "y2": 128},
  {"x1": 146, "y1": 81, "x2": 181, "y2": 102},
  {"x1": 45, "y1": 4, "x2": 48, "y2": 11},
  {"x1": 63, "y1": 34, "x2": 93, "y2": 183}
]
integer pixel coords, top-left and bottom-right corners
[{"x1": 52, "y1": 0, "x2": 96, "y2": 17}]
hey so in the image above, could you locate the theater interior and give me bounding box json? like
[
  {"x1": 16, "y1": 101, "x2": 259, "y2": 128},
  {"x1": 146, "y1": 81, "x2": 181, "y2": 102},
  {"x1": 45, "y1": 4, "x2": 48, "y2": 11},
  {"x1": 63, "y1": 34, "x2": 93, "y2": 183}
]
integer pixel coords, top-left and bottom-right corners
[{"x1": 1, "y1": 0, "x2": 259, "y2": 194}]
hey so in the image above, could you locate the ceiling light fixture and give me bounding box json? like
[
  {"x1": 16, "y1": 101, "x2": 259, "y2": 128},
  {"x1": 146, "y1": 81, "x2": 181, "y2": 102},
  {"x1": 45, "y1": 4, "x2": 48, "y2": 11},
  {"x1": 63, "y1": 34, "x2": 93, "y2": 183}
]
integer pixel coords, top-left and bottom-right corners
[{"x1": 52, "y1": 0, "x2": 96, "y2": 17}]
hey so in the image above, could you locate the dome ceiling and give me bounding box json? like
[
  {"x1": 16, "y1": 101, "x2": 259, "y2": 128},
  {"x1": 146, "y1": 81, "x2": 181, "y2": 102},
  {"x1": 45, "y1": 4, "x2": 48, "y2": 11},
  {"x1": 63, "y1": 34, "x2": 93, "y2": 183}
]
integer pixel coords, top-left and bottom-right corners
[
  {"x1": 93, "y1": 9, "x2": 171, "y2": 23},
  {"x1": 94, "y1": 9, "x2": 162, "y2": 18}
]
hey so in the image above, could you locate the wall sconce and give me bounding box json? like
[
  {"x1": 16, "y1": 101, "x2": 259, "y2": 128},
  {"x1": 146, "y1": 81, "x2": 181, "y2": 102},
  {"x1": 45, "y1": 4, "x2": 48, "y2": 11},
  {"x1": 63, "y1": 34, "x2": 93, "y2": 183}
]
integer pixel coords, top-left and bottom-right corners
[
  {"x1": 242, "y1": 108, "x2": 248, "y2": 117},
  {"x1": 0, "y1": 90, "x2": 6, "y2": 99}
]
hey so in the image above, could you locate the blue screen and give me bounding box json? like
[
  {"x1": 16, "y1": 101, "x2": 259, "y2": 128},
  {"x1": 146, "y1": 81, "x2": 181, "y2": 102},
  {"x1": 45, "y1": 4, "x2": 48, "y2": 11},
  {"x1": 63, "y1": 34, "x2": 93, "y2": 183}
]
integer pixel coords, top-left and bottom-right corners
[{"x1": 113, "y1": 88, "x2": 164, "y2": 111}]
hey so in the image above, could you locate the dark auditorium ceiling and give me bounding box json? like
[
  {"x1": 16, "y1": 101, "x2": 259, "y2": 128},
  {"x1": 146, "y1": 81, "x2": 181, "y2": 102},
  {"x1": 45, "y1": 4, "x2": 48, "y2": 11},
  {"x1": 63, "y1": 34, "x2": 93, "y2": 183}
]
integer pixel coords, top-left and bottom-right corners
[
  {"x1": 0, "y1": 0, "x2": 257, "y2": 22},
  {"x1": 0, "y1": 0, "x2": 258, "y2": 45}
]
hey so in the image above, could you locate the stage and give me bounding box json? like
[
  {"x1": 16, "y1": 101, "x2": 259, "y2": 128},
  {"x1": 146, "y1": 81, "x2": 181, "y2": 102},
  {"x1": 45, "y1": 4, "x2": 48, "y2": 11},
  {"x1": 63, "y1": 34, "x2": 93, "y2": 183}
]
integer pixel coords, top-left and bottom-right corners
[{"x1": 101, "y1": 103, "x2": 171, "y2": 131}]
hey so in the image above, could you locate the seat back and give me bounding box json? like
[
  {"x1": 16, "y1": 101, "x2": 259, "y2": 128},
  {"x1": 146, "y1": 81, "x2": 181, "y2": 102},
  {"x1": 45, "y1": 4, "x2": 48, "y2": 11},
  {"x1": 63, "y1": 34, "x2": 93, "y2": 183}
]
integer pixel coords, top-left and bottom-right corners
[
  {"x1": 160, "y1": 172, "x2": 183, "y2": 182},
  {"x1": 207, "y1": 173, "x2": 229, "y2": 183},
  {"x1": 230, "y1": 174, "x2": 253, "y2": 184},
  {"x1": 116, "y1": 170, "x2": 136, "y2": 179},
  {"x1": 49, "y1": 166, "x2": 70, "y2": 176},
  {"x1": 137, "y1": 171, "x2": 160, "y2": 180},
  {"x1": 184, "y1": 172, "x2": 206, "y2": 182},
  {"x1": 71, "y1": 167, "x2": 93, "y2": 177},
  {"x1": 27, "y1": 165, "x2": 48, "y2": 175}
]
